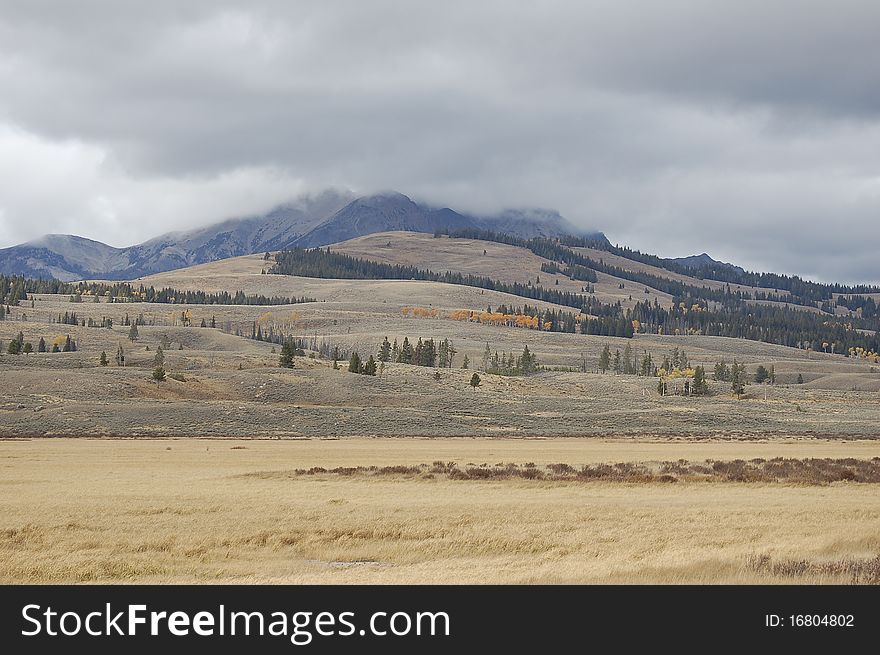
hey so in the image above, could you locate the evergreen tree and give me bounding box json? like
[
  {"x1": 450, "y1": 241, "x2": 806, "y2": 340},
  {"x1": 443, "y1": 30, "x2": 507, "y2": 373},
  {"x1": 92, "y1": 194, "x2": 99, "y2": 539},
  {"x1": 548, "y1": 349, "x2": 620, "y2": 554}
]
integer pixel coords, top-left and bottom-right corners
[
  {"x1": 348, "y1": 352, "x2": 362, "y2": 374},
  {"x1": 100, "y1": 351, "x2": 109, "y2": 366},
  {"x1": 153, "y1": 345, "x2": 165, "y2": 367},
  {"x1": 470, "y1": 372, "x2": 481, "y2": 389},
  {"x1": 797, "y1": 373, "x2": 804, "y2": 384},
  {"x1": 598, "y1": 344, "x2": 611, "y2": 373},
  {"x1": 754, "y1": 365, "x2": 770, "y2": 383},
  {"x1": 730, "y1": 359, "x2": 746, "y2": 396},
  {"x1": 612, "y1": 349, "x2": 622, "y2": 374},
  {"x1": 692, "y1": 366, "x2": 709, "y2": 395},
  {"x1": 152, "y1": 366, "x2": 166, "y2": 384},
  {"x1": 279, "y1": 340, "x2": 296, "y2": 368},
  {"x1": 519, "y1": 345, "x2": 538, "y2": 374},
  {"x1": 363, "y1": 355, "x2": 377, "y2": 376},
  {"x1": 378, "y1": 337, "x2": 392, "y2": 362},
  {"x1": 128, "y1": 322, "x2": 139, "y2": 341},
  {"x1": 22, "y1": 342, "x2": 33, "y2": 355},
  {"x1": 391, "y1": 338, "x2": 399, "y2": 362},
  {"x1": 622, "y1": 343, "x2": 634, "y2": 374},
  {"x1": 400, "y1": 337, "x2": 414, "y2": 364},
  {"x1": 116, "y1": 343, "x2": 125, "y2": 366},
  {"x1": 713, "y1": 360, "x2": 730, "y2": 382},
  {"x1": 438, "y1": 339, "x2": 449, "y2": 368},
  {"x1": 461, "y1": 354, "x2": 470, "y2": 369}
]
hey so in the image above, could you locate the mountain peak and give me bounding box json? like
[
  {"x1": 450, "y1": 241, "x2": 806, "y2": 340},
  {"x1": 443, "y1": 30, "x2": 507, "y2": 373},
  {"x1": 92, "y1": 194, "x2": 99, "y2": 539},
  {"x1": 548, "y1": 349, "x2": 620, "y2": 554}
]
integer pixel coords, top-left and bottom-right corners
[
  {"x1": 670, "y1": 253, "x2": 743, "y2": 273},
  {"x1": 0, "y1": 190, "x2": 599, "y2": 280}
]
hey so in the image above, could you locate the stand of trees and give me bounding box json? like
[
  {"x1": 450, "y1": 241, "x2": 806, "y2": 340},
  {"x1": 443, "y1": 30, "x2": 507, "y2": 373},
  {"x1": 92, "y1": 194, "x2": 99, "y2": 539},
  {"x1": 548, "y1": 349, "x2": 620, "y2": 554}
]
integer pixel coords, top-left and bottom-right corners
[
  {"x1": 1, "y1": 275, "x2": 73, "y2": 305},
  {"x1": 837, "y1": 295, "x2": 878, "y2": 318},
  {"x1": 480, "y1": 343, "x2": 539, "y2": 376},
  {"x1": 630, "y1": 298, "x2": 880, "y2": 354},
  {"x1": 5, "y1": 331, "x2": 76, "y2": 354},
  {"x1": 271, "y1": 247, "x2": 615, "y2": 316}
]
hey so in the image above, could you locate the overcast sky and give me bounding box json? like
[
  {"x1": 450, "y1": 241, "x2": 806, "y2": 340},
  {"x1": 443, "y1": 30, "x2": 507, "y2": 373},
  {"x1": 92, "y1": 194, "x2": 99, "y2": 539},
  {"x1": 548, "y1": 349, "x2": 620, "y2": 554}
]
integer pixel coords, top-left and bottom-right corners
[{"x1": 1, "y1": 1, "x2": 879, "y2": 283}]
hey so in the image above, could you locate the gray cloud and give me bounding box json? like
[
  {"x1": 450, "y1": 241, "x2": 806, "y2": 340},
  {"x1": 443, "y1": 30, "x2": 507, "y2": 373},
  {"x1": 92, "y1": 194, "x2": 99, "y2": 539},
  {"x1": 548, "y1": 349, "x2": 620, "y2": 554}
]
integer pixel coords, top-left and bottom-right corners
[{"x1": 0, "y1": 1, "x2": 878, "y2": 282}]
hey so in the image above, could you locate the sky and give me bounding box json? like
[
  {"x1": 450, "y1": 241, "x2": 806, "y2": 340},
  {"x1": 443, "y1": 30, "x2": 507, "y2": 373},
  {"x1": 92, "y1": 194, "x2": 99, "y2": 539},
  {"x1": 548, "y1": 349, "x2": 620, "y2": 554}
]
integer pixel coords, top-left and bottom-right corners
[{"x1": 1, "y1": 0, "x2": 879, "y2": 283}]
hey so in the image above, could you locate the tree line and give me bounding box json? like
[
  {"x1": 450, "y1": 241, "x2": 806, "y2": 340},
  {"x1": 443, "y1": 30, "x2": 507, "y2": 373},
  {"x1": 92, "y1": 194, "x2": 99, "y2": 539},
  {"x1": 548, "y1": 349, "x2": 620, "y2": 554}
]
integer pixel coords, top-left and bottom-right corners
[
  {"x1": 3, "y1": 331, "x2": 77, "y2": 355},
  {"x1": 270, "y1": 247, "x2": 619, "y2": 316},
  {"x1": 557, "y1": 235, "x2": 880, "y2": 304}
]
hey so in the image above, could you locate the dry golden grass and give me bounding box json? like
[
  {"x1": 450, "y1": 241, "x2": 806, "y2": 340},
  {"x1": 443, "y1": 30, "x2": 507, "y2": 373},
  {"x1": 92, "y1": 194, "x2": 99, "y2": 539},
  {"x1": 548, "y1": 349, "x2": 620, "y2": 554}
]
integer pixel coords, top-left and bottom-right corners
[{"x1": 2, "y1": 438, "x2": 879, "y2": 584}]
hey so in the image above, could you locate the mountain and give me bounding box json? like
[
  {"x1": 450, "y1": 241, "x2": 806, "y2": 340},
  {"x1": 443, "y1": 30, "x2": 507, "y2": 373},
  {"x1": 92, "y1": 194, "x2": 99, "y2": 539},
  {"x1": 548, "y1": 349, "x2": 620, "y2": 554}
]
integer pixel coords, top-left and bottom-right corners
[
  {"x1": 0, "y1": 190, "x2": 606, "y2": 281},
  {"x1": 291, "y1": 192, "x2": 477, "y2": 248},
  {"x1": 668, "y1": 253, "x2": 744, "y2": 273}
]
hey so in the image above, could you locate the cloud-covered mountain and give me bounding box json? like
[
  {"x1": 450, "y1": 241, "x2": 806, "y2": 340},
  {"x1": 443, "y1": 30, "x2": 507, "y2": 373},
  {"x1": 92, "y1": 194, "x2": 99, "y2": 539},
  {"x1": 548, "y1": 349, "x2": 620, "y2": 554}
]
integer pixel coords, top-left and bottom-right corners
[{"x1": 0, "y1": 191, "x2": 606, "y2": 281}]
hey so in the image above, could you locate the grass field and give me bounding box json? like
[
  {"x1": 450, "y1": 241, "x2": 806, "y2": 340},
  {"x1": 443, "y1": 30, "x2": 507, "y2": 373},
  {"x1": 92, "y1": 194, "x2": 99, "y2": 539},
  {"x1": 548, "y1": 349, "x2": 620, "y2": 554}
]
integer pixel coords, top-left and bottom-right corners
[{"x1": 2, "y1": 438, "x2": 879, "y2": 584}]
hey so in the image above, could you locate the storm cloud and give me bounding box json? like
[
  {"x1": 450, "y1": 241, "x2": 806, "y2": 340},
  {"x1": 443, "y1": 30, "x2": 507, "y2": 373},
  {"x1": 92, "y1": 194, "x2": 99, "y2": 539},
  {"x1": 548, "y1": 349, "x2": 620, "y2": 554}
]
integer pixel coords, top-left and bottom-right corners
[{"x1": 1, "y1": 1, "x2": 878, "y2": 282}]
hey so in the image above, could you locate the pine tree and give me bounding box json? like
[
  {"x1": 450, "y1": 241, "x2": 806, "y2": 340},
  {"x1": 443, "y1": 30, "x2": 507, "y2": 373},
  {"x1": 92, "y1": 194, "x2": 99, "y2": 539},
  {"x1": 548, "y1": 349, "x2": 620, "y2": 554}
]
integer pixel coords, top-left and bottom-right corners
[
  {"x1": 152, "y1": 366, "x2": 166, "y2": 384},
  {"x1": 461, "y1": 354, "x2": 470, "y2": 369},
  {"x1": 153, "y1": 345, "x2": 165, "y2": 368},
  {"x1": 612, "y1": 349, "x2": 622, "y2": 374},
  {"x1": 520, "y1": 345, "x2": 537, "y2": 374},
  {"x1": 378, "y1": 337, "x2": 392, "y2": 362},
  {"x1": 692, "y1": 366, "x2": 709, "y2": 395},
  {"x1": 100, "y1": 351, "x2": 109, "y2": 366},
  {"x1": 128, "y1": 322, "x2": 139, "y2": 341},
  {"x1": 116, "y1": 343, "x2": 125, "y2": 366},
  {"x1": 622, "y1": 343, "x2": 634, "y2": 374},
  {"x1": 797, "y1": 373, "x2": 804, "y2": 384},
  {"x1": 470, "y1": 372, "x2": 481, "y2": 389},
  {"x1": 438, "y1": 339, "x2": 449, "y2": 368},
  {"x1": 731, "y1": 359, "x2": 746, "y2": 396},
  {"x1": 754, "y1": 365, "x2": 770, "y2": 384},
  {"x1": 348, "y1": 352, "x2": 362, "y2": 374},
  {"x1": 363, "y1": 355, "x2": 377, "y2": 376},
  {"x1": 598, "y1": 344, "x2": 611, "y2": 373},
  {"x1": 279, "y1": 340, "x2": 296, "y2": 368},
  {"x1": 400, "y1": 337, "x2": 414, "y2": 364},
  {"x1": 23, "y1": 342, "x2": 33, "y2": 355}
]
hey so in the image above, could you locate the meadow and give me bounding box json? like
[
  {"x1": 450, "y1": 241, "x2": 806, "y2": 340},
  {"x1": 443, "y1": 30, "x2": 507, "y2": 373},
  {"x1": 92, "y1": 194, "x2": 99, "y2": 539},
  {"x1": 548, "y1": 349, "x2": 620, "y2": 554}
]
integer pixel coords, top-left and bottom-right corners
[{"x1": 2, "y1": 438, "x2": 879, "y2": 584}]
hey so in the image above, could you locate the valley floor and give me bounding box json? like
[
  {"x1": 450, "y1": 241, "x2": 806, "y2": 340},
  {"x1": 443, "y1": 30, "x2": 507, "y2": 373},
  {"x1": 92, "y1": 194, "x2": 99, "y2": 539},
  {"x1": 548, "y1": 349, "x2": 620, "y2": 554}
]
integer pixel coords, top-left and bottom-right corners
[{"x1": 2, "y1": 437, "x2": 879, "y2": 584}]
